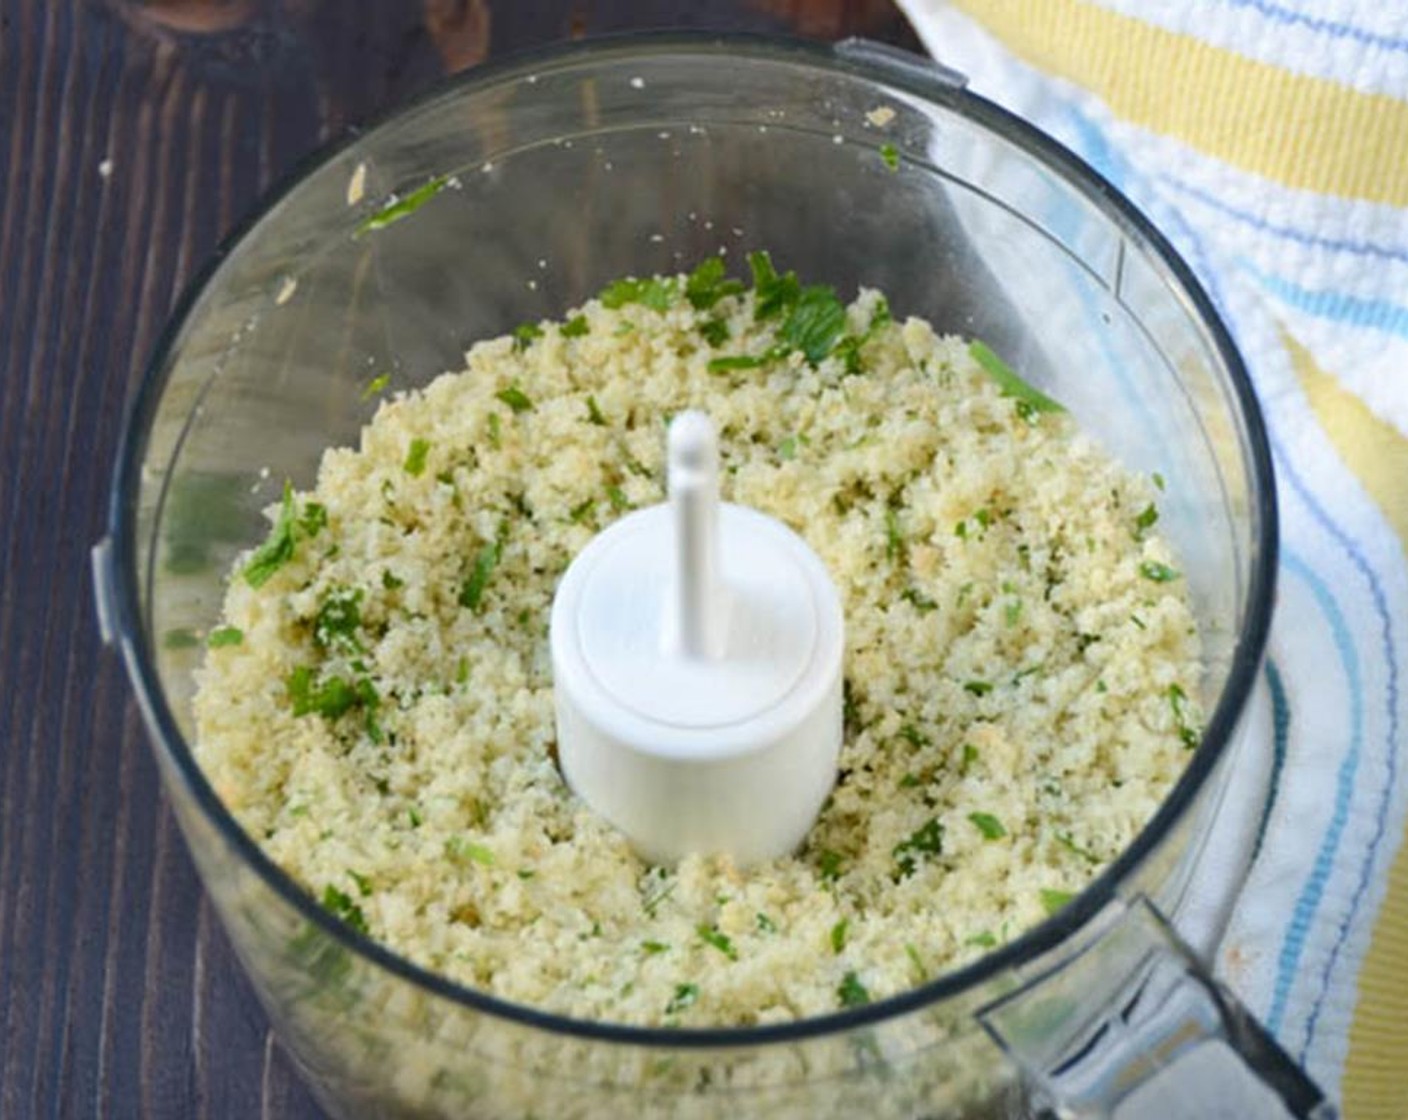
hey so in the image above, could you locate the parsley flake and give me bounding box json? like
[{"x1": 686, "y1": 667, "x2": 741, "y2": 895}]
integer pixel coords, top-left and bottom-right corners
[
  {"x1": 361, "y1": 373, "x2": 390, "y2": 400},
  {"x1": 496, "y1": 386, "x2": 534, "y2": 413},
  {"x1": 893, "y1": 818, "x2": 944, "y2": 879},
  {"x1": 1039, "y1": 888, "x2": 1075, "y2": 916},
  {"x1": 880, "y1": 142, "x2": 900, "y2": 171},
  {"x1": 459, "y1": 538, "x2": 500, "y2": 611},
  {"x1": 355, "y1": 175, "x2": 452, "y2": 236},
  {"x1": 779, "y1": 284, "x2": 847, "y2": 365},
  {"x1": 684, "y1": 255, "x2": 745, "y2": 310},
  {"x1": 321, "y1": 885, "x2": 369, "y2": 933},
  {"x1": 697, "y1": 925, "x2": 738, "y2": 960},
  {"x1": 830, "y1": 919, "x2": 849, "y2": 954},
  {"x1": 969, "y1": 340, "x2": 1065, "y2": 415},
  {"x1": 1139, "y1": 560, "x2": 1180, "y2": 583},
  {"x1": 968, "y1": 812, "x2": 1007, "y2": 840},
  {"x1": 561, "y1": 314, "x2": 590, "y2": 339},
  {"x1": 403, "y1": 437, "x2": 430, "y2": 477},
  {"x1": 207, "y1": 626, "x2": 243, "y2": 648},
  {"x1": 666, "y1": 983, "x2": 699, "y2": 1014},
  {"x1": 837, "y1": 971, "x2": 870, "y2": 1008},
  {"x1": 599, "y1": 275, "x2": 678, "y2": 312}
]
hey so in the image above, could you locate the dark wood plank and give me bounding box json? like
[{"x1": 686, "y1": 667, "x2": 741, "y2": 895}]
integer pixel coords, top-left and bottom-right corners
[{"x1": 0, "y1": 2, "x2": 916, "y2": 1116}]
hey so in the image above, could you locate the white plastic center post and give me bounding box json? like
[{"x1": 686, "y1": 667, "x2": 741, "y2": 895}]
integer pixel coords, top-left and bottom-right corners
[{"x1": 550, "y1": 410, "x2": 844, "y2": 866}]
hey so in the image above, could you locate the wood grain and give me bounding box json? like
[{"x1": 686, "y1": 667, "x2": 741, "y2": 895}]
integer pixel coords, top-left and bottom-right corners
[{"x1": 0, "y1": 1, "x2": 916, "y2": 1116}]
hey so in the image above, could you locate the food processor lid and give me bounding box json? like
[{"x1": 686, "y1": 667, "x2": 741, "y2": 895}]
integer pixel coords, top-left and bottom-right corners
[{"x1": 98, "y1": 30, "x2": 1279, "y2": 1049}]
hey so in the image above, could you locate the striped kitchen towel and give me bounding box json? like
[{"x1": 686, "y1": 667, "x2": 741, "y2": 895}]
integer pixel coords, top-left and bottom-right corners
[{"x1": 895, "y1": 1, "x2": 1408, "y2": 1115}]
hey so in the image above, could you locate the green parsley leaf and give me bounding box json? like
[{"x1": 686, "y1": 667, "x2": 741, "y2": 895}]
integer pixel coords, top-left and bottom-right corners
[
  {"x1": 243, "y1": 482, "x2": 298, "y2": 588},
  {"x1": 313, "y1": 587, "x2": 363, "y2": 651},
  {"x1": 697, "y1": 924, "x2": 738, "y2": 960},
  {"x1": 517, "y1": 868, "x2": 536, "y2": 880},
  {"x1": 707, "y1": 354, "x2": 768, "y2": 372},
  {"x1": 445, "y1": 837, "x2": 494, "y2": 866},
  {"x1": 569, "y1": 497, "x2": 596, "y2": 524},
  {"x1": 287, "y1": 667, "x2": 358, "y2": 720},
  {"x1": 968, "y1": 812, "x2": 1007, "y2": 840},
  {"x1": 880, "y1": 143, "x2": 900, "y2": 171},
  {"x1": 299, "y1": 502, "x2": 327, "y2": 538},
  {"x1": 901, "y1": 587, "x2": 938, "y2": 613},
  {"x1": 960, "y1": 743, "x2": 979, "y2": 776},
  {"x1": 837, "y1": 970, "x2": 870, "y2": 1008},
  {"x1": 748, "y1": 250, "x2": 802, "y2": 320},
  {"x1": 969, "y1": 340, "x2": 1065, "y2": 415},
  {"x1": 207, "y1": 626, "x2": 243, "y2": 648},
  {"x1": 1168, "y1": 683, "x2": 1200, "y2": 749},
  {"x1": 455, "y1": 656, "x2": 470, "y2": 684},
  {"x1": 699, "y1": 318, "x2": 730, "y2": 347},
  {"x1": 905, "y1": 943, "x2": 929, "y2": 981},
  {"x1": 406, "y1": 805, "x2": 423, "y2": 828},
  {"x1": 561, "y1": 314, "x2": 590, "y2": 339},
  {"x1": 496, "y1": 386, "x2": 534, "y2": 413},
  {"x1": 355, "y1": 175, "x2": 452, "y2": 236},
  {"x1": 1139, "y1": 560, "x2": 1180, "y2": 582},
  {"x1": 381, "y1": 568, "x2": 404, "y2": 590},
  {"x1": 885, "y1": 506, "x2": 905, "y2": 562},
  {"x1": 898, "y1": 724, "x2": 930, "y2": 749},
  {"x1": 817, "y1": 849, "x2": 845, "y2": 882},
  {"x1": 513, "y1": 322, "x2": 544, "y2": 351},
  {"x1": 605, "y1": 484, "x2": 632, "y2": 513},
  {"x1": 779, "y1": 285, "x2": 848, "y2": 365},
  {"x1": 666, "y1": 983, "x2": 699, "y2": 1014},
  {"x1": 642, "y1": 939, "x2": 670, "y2": 955},
  {"x1": 1056, "y1": 830, "x2": 1101, "y2": 865},
  {"x1": 965, "y1": 930, "x2": 997, "y2": 949},
  {"x1": 584, "y1": 395, "x2": 607, "y2": 426},
  {"x1": 963, "y1": 680, "x2": 993, "y2": 697},
  {"x1": 486, "y1": 412, "x2": 502, "y2": 449},
  {"x1": 684, "y1": 255, "x2": 745, "y2": 310},
  {"x1": 755, "y1": 912, "x2": 777, "y2": 933},
  {"x1": 1039, "y1": 888, "x2": 1075, "y2": 916},
  {"x1": 459, "y1": 539, "x2": 500, "y2": 611},
  {"x1": 1153, "y1": 471, "x2": 1167, "y2": 491},
  {"x1": 599, "y1": 276, "x2": 678, "y2": 312},
  {"x1": 403, "y1": 437, "x2": 431, "y2": 477},
  {"x1": 361, "y1": 373, "x2": 390, "y2": 400},
  {"x1": 347, "y1": 870, "x2": 373, "y2": 897},
  {"x1": 1134, "y1": 502, "x2": 1159, "y2": 537},
  {"x1": 830, "y1": 919, "x2": 849, "y2": 954},
  {"x1": 777, "y1": 435, "x2": 798, "y2": 461},
  {"x1": 321, "y1": 885, "x2": 369, "y2": 933},
  {"x1": 893, "y1": 818, "x2": 944, "y2": 879}
]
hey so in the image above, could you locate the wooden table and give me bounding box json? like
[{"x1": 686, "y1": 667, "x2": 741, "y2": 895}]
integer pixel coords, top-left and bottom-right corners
[{"x1": 0, "y1": 2, "x2": 918, "y2": 1115}]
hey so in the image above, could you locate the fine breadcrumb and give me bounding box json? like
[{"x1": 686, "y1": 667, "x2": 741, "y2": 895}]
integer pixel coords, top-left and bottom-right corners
[{"x1": 194, "y1": 260, "x2": 1201, "y2": 1028}]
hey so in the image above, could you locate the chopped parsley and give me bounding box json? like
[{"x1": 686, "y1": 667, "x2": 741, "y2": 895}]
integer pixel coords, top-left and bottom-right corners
[
  {"x1": 1134, "y1": 502, "x2": 1159, "y2": 538},
  {"x1": 1153, "y1": 471, "x2": 1167, "y2": 491},
  {"x1": 381, "y1": 568, "x2": 404, "y2": 590},
  {"x1": 901, "y1": 587, "x2": 938, "y2": 613},
  {"x1": 1168, "y1": 683, "x2": 1200, "y2": 748},
  {"x1": 512, "y1": 321, "x2": 544, "y2": 351},
  {"x1": 884, "y1": 506, "x2": 905, "y2": 562},
  {"x1": 445, "y1": 837, "x2": 494, "y2": 866},
  {"x1": 406, "y1": 806, "x2": 423, "y2": 828},
  {"x1": 312, "y1": 587, "x2": 364, "y2": 652},
  {"x1": 755, "y1": 912, "x2": 777, "y2": 933},
  {"x1": 778, "y1": 284, "x2": 848, "y2": 365},
  {"x1": 361, "y1": 373, "x2": 390, "y2": 400},
  {"x1": 965, "y1": 930, "x2": 997, "y2": 949},
  {"x1": 605, "y1": 484, "x2": 632, "y2": 513},
  {"x1": 830, "y1": 919, "x2": 849, "y2": 954},
  {"x1": 684, "y1": 255, "x2": 745, "y2": 310},
  {"x1": 748, "y1": 250, "x2": 801, "y2": 321},
  {"x1": 960, "y1": 743, "x2": 979, "y2": 775},
  {"x1": 666, "y1": 983, "x2": 699, "y2": 1014},
  {"x1": 1139, "y1": 560, "x2": 1180, "y2": 582},
  {"x1": 495, "y1": 386, "x2": 534, "y2": 413},
  {"x1": 707, "y1": 354, "x2": 768, "y2": 372},
  {"x1": 403, "y1": 437, "x2": 430, "y2": 476},
  {"x1": 569, "y1": 497, "x2": 596, "y2": 524},
  {"x1": 347, "y1": 870, "x2": 373, "y2": 897},
  {"x1": 817, "y1": 849, "x2": 845, "y2": 882},
  {"x1": 321, "y1": 884, "x2": 368, "y2": 933},
  {"x1": 459, "y1": 538, "x2": 500, "y2": 611},
  {"x1": 599, "y1": 275, "x2": 678, "y2": 312},
  {"x1": 837, "y1": 970, "x2": 870, "y2": 1008},
  {"x1": 697, "y1": 925, "x2": 738, "y2": 960},
  {"x1": 699, "y1": 318, "x2": 730, "y2": 347},
  {"x1": 584, "y1": 395, "x2": 607, "y2": 426},
  {"x1": 897, "y1": 724, "x2": 930, "y2": 749},
  {"x1": 486, "y1": 412, "x2": 502, "y2": 449},
  {"x1": 207, "y1": 626, "x2": 243, "y2": 648},
  {"x1": 1056, "y1": 830, "x2": 1101, "y2": 864},
  {"x1": 893, "y1": 818, "x2": 944, "y2": 879},
  {"x1": 287, "y1": 666, "x2": 358, "y2": 720},
  {"x1": 880, "y1": 142, "x2": 900, "y2": 171},
  {"x1": 641, "y1": 939, "x2": 669, "y2": 955},
  {"x1": 243, "y1": 482, "x2": 303, "y2": 588},
  {"x1": 560, "y1": 314, "x2": 590, "y2": 338},
  {"x1": 968, "y1": 812, "x2": 1007, "y2": 840},
  {"x1": 355, "y1": 174, "x2": 452, "y2": 236},
  {"x1": 1039, "y1": 888, "x2": 1075, "y2": 916},
  {"x1": 969, "y1": 340, "x2": 1065, "y2": 416},
  {"x1": 777, "y1": 435, "x2": 798, "y2": 461},
  {"x1": 963, "y1": 680, "x2": 993, "y2": 697},
  {"x1": 905, "y1": 943, "x2": 929, "y2": 982}
]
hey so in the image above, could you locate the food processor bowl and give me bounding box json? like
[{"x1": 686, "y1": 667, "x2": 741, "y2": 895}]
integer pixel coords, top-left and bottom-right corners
[{"x1": 94, "y1": 33, "x2": 1328, "y2": 1120}]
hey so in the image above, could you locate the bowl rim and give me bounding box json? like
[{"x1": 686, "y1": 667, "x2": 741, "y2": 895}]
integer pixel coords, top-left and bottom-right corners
[{"x1": 107, "y1": 29, "x2": 1279, "y2": 1051}]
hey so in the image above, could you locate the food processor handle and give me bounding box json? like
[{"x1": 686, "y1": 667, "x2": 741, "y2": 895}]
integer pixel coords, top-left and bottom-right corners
[{"x1": 977, "y1": 896, "x2": 1338, "y2": 1119}]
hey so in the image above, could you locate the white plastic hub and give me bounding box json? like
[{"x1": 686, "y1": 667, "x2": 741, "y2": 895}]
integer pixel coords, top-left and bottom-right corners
[{"x1": 550, "y1": 411, "x2": 844, "y2": 865}]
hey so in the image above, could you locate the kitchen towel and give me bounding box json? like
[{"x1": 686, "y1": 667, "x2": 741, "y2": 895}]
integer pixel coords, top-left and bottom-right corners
[{"x1": 895, "y1": 2, "x2": 1408, "y2": 1115}]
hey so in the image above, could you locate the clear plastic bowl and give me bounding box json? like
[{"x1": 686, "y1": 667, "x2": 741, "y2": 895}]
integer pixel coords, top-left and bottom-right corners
[{"x1": 96, "y1": 33, "x2": 1294, "y2": 1120}]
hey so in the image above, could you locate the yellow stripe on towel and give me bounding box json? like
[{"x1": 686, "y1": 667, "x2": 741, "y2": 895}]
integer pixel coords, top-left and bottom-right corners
[
  {"x1": 951, "y1": 0, "x2": 1408, "y2": 207},
  {"x1": 1289, "y1": 332, "x2": 1408, "y2": 1117}
]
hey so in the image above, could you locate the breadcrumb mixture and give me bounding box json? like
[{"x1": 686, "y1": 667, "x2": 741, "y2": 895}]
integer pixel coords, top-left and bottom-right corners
[{"x1": 193, "y1": 258, "x2": 1201, "y2": 1028}]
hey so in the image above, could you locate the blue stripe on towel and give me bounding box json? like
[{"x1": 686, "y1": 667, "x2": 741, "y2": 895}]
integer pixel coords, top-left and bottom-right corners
[
  {"x1": 1159, "y1": 176, "x2": 1408, "y2": 263},
  {"x1": 1245, "y1": 264, "x2": 1408, "y2": 340},
  {"x1": 1222, "y1": 0, "x2": 1408, "y2": 54},
  {"x1": 1268, "y1": 550, "x2": 1362, "y2": 1036}
]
